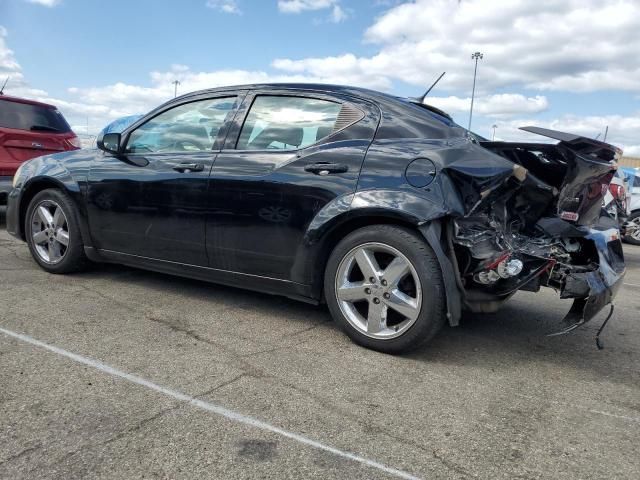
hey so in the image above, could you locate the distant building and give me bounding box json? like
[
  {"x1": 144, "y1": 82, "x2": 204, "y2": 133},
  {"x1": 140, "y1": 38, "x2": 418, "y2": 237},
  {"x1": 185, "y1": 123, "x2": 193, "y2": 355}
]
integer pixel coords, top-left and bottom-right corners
[{"x1": 620, "y1": 157, "x2": 640, "y2": 168}]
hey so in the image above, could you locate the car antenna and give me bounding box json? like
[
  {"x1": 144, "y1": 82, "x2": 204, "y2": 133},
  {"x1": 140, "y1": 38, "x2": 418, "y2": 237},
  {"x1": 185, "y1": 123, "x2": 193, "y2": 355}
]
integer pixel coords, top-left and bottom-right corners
[
  {"x1": 0, "y1": 76, "x2": 8, "y2": 95},
  {"x1": 415, "y1": 71, "x2": 445, "y2": 104}
]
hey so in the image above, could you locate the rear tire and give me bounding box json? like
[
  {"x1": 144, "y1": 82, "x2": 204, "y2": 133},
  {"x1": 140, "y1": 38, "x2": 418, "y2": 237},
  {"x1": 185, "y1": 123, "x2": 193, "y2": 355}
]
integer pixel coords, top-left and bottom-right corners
[
  {"x1": 25, "y1": 188, "x2": 88, "y2": 274},
  {"x1": 624, "y1": 211, "x2": 640, "y2": 246},
  {"x1": 324, "y1": 225, "x2": 446, "y2": 354}
]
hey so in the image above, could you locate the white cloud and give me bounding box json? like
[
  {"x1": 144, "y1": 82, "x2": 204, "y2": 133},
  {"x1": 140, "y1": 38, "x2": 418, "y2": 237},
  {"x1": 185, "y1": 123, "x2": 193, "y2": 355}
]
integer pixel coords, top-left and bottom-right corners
[
  {"x1": 624, "y1": 146, "x2": 640, "y2": 156},
  {"x1": 205, "y1": 0, "x2": 241, "y2": 15},
  {"x1": 25, "y1": 0, "x2": 61, "y2": 6},
  {"x1": 272, "y1": 54, "x2": 393, "y2": 90},
  {"x1": 276, "y1": 0, "x2": 640, "y2": 93},
  {"x1": 278, "y1": 0, "x2": 337, "y2": 13},
  {"x1": 278, "y1": 0, "x2": 348, "y2": 22},
  {"x1": 427, "y1": 94, "x2": 549, "y2": 118},
  {"x1": 0, "y1": 26, "x2": 49, "y2": 98},
  {"x1": 330, "y1": 5, "x2": 348, "y2": 23}
]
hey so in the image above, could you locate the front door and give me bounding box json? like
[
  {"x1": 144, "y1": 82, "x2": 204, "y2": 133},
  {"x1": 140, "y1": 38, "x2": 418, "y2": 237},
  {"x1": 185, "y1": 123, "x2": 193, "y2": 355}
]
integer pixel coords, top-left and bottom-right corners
[
  {"x1": 87, "y1": 95, "x2": 239, "y2": 265},
  {"x1": 206, "y1": 91, "x2": 379, "y2": 282}
]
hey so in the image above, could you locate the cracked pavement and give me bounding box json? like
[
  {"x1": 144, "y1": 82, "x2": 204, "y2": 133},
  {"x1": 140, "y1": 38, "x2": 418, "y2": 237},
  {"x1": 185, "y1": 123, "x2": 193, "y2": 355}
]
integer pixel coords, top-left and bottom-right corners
[{"x1": 1, "y1": 207, "x2": 639, "y2": 479}]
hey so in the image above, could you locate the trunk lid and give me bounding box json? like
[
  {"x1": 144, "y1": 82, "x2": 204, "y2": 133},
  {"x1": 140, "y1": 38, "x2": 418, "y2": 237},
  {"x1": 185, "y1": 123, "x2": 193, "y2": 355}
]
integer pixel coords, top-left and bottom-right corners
[{"x1": 481, "y1": 127, "x2": 621, "y2": 227}]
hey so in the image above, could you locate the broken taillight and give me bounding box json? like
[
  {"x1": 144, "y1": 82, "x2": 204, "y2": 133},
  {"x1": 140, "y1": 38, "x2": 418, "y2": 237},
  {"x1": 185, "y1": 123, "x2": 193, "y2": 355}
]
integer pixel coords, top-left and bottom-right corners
[{"x1": 609, "y1": 183, "x2": 626, "y2": 201}]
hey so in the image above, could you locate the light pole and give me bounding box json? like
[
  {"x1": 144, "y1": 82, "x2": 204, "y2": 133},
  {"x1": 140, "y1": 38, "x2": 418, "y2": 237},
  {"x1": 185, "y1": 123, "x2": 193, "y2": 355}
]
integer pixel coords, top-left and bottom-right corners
[
  {"x1": 492, "y1": 124, "x2": 497, "y2": 141},
  {"x1": 468, "y1": 51, "x2": 483, "y2": 131},
  {"x1": 172, "y1": 80, "x2": 181, "y2": 98}
]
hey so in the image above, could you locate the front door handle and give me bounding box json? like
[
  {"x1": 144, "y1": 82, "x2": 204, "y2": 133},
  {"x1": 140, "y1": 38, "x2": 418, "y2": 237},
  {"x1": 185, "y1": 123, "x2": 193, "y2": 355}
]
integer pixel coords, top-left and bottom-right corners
[
  {"x1": 304, "y1": 163, "x2": 349, "y2": 175},
  {"x1": 173, "y1": 162, "x2": 204, "y2": 173}
]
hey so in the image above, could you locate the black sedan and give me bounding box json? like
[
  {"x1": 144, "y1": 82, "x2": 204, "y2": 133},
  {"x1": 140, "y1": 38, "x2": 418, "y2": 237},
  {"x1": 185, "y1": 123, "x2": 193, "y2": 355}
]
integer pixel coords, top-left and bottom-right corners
[{"x1": 6, "y1": 84, "x2": 625, "y2": 353}]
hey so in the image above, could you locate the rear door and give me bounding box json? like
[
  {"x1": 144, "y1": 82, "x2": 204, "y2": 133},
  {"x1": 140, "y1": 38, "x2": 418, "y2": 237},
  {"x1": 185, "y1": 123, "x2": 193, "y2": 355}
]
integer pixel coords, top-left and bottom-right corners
[
  {"x1": 0, "y1": 100, "x2": 71, "y2": 176},
  {"x1": 206, "y1": 89, "x2": 379, "y2": 281}
]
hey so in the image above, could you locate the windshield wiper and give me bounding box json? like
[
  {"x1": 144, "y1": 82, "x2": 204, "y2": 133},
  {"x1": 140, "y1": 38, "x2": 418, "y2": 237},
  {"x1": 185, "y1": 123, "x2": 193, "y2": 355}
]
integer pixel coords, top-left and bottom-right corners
[{"x1": 30, "y1": 125, "x2": 61, "y2": 132}]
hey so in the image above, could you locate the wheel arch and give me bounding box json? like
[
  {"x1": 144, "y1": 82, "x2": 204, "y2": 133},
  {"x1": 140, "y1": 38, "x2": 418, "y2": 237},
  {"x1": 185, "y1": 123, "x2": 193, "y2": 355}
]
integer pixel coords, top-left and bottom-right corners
[
  {"x1": 310, "y1": 210, "x2": 418, "y2": 295},
  {"x1": 18, "y1": 177, "x2": 92, "y2": 247},
  {"x1": 304, "y1": 208, "x2": 463, "y2": 326}
]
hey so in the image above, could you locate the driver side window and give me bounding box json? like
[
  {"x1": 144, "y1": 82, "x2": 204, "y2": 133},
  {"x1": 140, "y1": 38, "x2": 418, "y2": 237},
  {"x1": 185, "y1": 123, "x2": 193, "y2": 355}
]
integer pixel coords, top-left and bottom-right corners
[{"x1": 125, "y1": 97, "x2": 237, "y2": 154}]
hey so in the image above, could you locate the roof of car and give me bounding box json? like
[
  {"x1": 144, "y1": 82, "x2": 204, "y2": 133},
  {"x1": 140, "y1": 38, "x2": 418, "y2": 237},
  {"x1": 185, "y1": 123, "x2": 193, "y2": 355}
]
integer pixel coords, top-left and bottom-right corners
[
  {"x1": 172, "y1": 82, "x2": 455, "y2": 125},
  {"x1": 0, "y1": 94, "x2": 57, "y2": 109},
  {"x1": 176, "y1": 82, "x2": 416, "y2": 106}
]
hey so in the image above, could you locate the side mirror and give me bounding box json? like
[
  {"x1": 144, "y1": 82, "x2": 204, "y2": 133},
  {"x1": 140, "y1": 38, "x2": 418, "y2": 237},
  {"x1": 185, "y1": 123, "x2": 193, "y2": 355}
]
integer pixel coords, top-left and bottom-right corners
[{"x1": 97, "y1": 132, "x2": 122, "y2": 154}]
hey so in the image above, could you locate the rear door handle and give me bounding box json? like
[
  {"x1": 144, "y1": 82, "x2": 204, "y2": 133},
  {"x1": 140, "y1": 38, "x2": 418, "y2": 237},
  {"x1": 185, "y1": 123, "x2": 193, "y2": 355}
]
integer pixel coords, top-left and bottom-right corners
[
  {"x1": 304, "y1": 163, "x2": 349, "y2": 175},
  {"x1": 173, "y1": 162, "x2": 204, "y2": 173}
]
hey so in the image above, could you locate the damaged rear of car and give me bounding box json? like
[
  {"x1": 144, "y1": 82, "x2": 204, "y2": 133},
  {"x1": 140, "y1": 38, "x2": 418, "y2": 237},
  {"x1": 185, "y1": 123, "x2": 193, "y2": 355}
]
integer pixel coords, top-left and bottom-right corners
[
  {"x1": 452, "y1": 126, "x2": 625, "y2": 341},
  {"x1": 352, "y1": 94, "x2": 625, "y2": 351}
]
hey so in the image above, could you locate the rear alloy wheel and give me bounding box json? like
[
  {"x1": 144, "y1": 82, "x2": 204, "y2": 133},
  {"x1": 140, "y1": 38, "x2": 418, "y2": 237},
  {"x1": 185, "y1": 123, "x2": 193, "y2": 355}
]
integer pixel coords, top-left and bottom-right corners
[
  {"x1": 325, "y1": 225, "x2": 446, "y2": 353},
  {"x1": 624, "y1": 211, "x2": 640, "y2": 246},
  {"x1": 26, "y1": 189, "x2": 88, "y2": 274}
]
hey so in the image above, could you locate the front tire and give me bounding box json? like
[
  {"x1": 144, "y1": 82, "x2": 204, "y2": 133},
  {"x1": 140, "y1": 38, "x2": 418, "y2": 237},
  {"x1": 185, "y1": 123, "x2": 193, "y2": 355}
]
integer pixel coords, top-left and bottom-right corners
[
  {"x1": 324, "y1": 225, "x2": 446, "y2": 354},
  {"x1": 25, "y1": 188, "x2": 88, "y2": 274}
]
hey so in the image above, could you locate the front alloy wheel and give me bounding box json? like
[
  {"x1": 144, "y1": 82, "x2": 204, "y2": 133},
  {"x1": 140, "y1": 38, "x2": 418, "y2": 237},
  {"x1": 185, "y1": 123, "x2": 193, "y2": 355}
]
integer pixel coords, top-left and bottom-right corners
[
  {"x1": 30, "y1": 200, "x2": 70, "y2": 264},
  {"x1": 25, "y1": 188, "x2": 88, "y2": 274}
]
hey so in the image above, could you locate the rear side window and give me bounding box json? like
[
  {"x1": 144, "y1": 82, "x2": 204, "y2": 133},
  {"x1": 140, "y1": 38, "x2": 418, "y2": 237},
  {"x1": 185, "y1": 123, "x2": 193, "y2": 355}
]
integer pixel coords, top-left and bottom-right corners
[
  {"x1": 0, "y1": 100, "x2": 71, "y2": 132},
  {"x1": 236, "y1": 96, "x2": 341, "y2": 151}
]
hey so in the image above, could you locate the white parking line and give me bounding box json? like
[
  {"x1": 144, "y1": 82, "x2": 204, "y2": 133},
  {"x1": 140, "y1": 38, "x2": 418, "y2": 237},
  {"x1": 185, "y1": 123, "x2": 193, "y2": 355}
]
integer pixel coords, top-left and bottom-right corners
[
  {"x1": 624, "y1": 282, "x2": 640, "y2": 288},
  {"x1": 0, "y1": 326, "x2": 422, "y2": 480}
]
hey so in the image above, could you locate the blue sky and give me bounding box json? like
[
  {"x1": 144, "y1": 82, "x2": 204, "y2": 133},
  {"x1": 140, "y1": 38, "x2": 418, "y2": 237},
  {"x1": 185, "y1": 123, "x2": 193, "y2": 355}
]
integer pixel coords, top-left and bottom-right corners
[{"x1": 1, "y1": 0, "x2": 639, "y2": 154}]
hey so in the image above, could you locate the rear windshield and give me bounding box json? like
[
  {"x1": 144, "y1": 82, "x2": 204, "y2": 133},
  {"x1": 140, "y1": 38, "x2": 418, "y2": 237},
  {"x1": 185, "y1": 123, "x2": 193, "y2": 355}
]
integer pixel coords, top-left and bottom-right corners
[{"x1": 0, "y1": 100, "x2": 71, "y2": 133}]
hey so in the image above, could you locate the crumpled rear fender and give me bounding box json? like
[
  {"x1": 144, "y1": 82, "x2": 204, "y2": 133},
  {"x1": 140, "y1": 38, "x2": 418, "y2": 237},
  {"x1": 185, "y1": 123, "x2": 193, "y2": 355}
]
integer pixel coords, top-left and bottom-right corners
[
  {"x1": 294, "y1": 188, "x2": 463, "y2": 324},
  {"x1": 552, "y1": 228, "x2": 626, "y2": 335},
  {"x1": 357, "y1": 137, "x2": 526, "y2": 218}
]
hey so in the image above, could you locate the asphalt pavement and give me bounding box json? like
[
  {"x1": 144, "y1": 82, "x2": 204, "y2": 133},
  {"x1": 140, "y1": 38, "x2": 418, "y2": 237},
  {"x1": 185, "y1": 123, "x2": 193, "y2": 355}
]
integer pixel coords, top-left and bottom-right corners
[{"x1": 1, "y1": 207, "x2": 639, "y2": 479}]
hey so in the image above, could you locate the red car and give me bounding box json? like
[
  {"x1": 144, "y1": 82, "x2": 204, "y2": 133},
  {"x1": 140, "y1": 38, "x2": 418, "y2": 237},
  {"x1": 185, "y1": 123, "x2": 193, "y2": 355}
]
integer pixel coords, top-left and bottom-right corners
[{"x1": 0, "y1": 95, "x2": 80, "y2": 204}]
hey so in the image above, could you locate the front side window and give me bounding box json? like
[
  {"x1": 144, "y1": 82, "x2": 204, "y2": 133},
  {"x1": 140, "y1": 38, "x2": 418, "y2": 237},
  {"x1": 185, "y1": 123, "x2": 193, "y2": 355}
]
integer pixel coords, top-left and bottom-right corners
[
  {"x1": 125, "y1": 97, "x2": 237, "y2": 154},
  {"x1": 236, "y1": 96, "x2": 341, "y2": 151}
]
